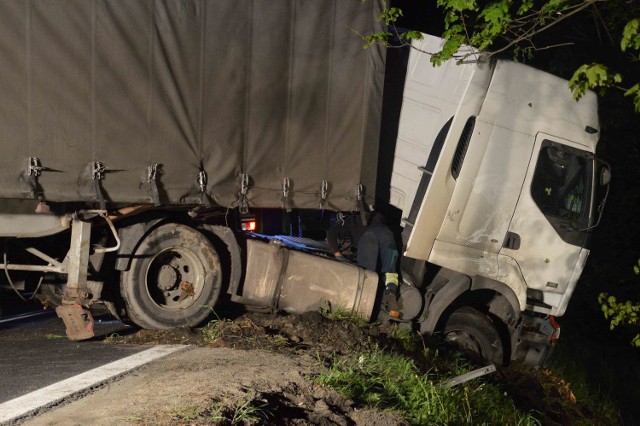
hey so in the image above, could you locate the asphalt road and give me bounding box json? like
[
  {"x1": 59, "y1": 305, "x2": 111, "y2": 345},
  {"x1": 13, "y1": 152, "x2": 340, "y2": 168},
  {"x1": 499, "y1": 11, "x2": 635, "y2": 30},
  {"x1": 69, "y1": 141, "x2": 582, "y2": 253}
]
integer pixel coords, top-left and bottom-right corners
[{"x1": 0, "y1": 309, "x2": 146, "y2": 404}]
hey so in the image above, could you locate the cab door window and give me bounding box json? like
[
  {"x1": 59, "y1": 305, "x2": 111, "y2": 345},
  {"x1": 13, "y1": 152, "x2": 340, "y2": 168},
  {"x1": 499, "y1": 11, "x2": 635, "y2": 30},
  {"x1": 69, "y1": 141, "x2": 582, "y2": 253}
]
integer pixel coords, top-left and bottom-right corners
[{"x1": 530, "y1": 140, "x2": 593, "y2": 245}]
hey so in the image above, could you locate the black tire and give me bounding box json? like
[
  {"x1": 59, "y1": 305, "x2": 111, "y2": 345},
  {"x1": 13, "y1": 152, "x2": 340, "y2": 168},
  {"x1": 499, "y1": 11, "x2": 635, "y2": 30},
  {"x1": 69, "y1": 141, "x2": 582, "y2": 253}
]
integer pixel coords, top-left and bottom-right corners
[
  {"x1": 120, "y1": 223, "x2": 222, "y2": 330},
  {"x1": 443, "y1": 306, "x2": 505, "y2": 365}
]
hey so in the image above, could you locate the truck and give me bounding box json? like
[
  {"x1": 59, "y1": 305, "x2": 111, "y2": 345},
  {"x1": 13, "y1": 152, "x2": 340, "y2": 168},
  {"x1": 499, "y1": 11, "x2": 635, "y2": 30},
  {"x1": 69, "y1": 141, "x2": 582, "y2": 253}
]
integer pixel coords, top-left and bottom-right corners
[{"x1": 0, "y1": 0, "x2": 609, "y2": 367}]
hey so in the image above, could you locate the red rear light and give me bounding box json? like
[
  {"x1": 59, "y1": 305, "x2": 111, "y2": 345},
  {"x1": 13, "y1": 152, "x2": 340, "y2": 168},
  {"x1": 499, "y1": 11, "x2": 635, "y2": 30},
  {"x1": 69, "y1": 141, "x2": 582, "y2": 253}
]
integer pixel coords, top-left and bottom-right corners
[
  {"x1": 242, "y1": 220, "x2": 256, "y2": 232},
  {"x1": 549, "y1": 315, "x2": 561, "y2": 343}
]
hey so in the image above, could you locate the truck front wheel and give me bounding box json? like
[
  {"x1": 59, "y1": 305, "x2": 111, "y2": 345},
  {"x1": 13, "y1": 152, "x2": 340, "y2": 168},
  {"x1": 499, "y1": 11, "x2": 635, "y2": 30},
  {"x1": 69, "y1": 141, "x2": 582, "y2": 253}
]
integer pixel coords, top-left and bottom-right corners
[
  {"x1": 120, "y1": 223, "x2": 222, "y2": 330},
  {"x1": 443, "y1": 306, "x2": 505, "y2": 365}
]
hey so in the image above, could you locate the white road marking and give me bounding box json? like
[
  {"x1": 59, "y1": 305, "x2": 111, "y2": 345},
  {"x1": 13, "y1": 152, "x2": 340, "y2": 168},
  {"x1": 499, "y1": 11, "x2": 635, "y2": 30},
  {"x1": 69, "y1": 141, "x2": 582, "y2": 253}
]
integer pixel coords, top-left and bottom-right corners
[
  {"x1": 0, "y1": 345, "x2": 189, "y2": 424},
  {"x1": 0, "y1": 310, "x2": 52, "y2": 324}
]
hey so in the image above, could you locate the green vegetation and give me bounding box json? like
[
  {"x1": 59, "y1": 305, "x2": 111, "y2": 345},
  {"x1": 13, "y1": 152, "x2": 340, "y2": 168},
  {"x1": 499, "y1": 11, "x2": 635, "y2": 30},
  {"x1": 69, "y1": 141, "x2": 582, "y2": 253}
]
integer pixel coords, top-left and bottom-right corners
[
  {"x1": 365, "y1": 1, "x2": 640, "y2": 112},
  {"x1": 165, "y1": 398, "x2": 273, "y2": 425},
  {"x1": 102, "y1": 333, "x2": 120, "y2": 344},
  {"x1": 317, "y1": 347, "x2": 540, "y2": 425},
  {"x1": 201, "y1": 313, "x2": 232, "y2": 344},
  {"x1": 44, "y1": 333, "x2": 65, "y2": 340},
  {"x1": 226, "y1": 399, "x2": 273, "y2": 425},
  {"x1": 318, "y1": 305, "x2": 369, "y2": 327},
  {"x1": 598, "y1": 259, "x2": 640, "y2": 347}
]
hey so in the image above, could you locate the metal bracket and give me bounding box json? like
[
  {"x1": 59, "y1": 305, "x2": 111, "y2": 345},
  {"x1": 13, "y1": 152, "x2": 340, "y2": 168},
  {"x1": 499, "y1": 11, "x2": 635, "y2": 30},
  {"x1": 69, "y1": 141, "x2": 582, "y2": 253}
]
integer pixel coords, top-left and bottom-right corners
[
  {"x1": 320, "y1": 180, "x2": 328, "y2": 208},
  {"x1": 147, "y1": 163, "x2": 161, "y2": 206},
  {"x1": 28, "y1": 157, "x2": 44, "y2": 177},
  {"x1": 438, "y1": 364, "x2": 496, "y2": 388},
  {"x1": 25, "y1": 157, "x2": 46, "y2": 200},
  {"x1": 90, "y1": 162, "x2": 107, "y2": 209},
  {"x1": 238, "y1": 173, "x2": 250, "y2": 214},
  {"x1": 196, "y1": 170, "x2": 214, "y2": 208},
  {"x1": 92, "y1": 161, "x2": 106, "y2": 180},
  {"x1": 147, "y1": 163, "x2": 158, "y2": 182},
  {"x1": 197, "y1": 170, "x2": 208, "y2": 193},
  {"x1": 282, "y1": 177, "x2": 292, "y2": 212},
  {"x1": 418, "y1": 166, "x2": 433, "y2": 176}
]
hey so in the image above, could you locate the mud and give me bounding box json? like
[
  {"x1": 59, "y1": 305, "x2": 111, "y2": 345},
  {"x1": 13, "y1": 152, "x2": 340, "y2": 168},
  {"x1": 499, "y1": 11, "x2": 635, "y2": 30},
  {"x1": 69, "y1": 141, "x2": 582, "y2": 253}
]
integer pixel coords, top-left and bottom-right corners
[
  {"x1": 99, "y1": 310, "x2": 611, "y2": 425},
  {"x1": 19, "y1": 310, "x2": 612, "y2": 425}
]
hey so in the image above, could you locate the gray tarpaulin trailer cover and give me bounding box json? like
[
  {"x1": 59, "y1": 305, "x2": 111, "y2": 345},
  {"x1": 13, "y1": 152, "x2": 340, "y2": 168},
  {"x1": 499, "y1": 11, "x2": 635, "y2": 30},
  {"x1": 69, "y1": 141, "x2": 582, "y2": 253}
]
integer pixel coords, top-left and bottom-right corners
[{"x1": 0, "y1": 0, "x2": 384, "y2": 211}]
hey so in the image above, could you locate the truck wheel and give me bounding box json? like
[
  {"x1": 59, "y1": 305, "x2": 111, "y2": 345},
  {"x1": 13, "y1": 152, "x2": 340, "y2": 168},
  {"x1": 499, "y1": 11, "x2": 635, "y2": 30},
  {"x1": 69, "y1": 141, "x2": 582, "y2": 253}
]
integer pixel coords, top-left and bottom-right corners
[
  {"x1": 443, "y1": 306, "x2": 504, "y2": 365},
  {"x1": 120, "y1": 223, "x2": 222, "y2": 330}
]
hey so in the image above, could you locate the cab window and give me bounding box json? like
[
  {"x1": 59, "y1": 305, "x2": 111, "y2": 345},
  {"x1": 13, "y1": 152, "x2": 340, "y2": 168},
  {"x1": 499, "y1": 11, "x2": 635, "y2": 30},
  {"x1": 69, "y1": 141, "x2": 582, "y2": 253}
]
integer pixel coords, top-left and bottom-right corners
[{"x1": 531, "y1": 141, "x2": 593, "y2": 244}]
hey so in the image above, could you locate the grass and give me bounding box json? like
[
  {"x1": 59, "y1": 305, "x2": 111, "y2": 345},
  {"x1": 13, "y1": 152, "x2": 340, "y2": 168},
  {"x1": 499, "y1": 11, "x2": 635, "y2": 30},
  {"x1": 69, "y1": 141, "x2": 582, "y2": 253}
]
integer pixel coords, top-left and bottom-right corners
[
  {"x1": 228, "y1": 399, "x2": 273, "y2": 424},
  {"x1": 45, "y1": 333, "x2": 65, "y2": 340},
  {"x1": 317, "y1": 348, "x2": 541, "y2": 425},
  {"x1": 168, "y1": 405, "x2": 202, "y2": 422},
  {"x1": 102, "y1": 333, "x2": 120, "y2": 344},
  {"x1": 201, "y1": 316, "x2": 232, "y2": 344},
  {"x1": 165, "y1": 398, "x2": 273, "y2": 425},
  {"x1": 120, "y1": 415, "x2": 144, "y2": 423},
  {"x1": 319, "y1": 305, "x2": 369, "y2": 327}
]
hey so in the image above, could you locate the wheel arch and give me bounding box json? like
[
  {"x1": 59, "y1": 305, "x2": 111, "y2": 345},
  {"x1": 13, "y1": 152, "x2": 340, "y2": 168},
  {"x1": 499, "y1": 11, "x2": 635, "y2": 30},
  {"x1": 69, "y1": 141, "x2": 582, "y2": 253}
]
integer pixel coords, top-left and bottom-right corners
[
  {"x1": 420, "y1": 274, "x2": 522, "y2": 354},
  {"x1": 115, "y1": 217, "x2": 169, "y2": 272},
  {"x1": 470, "y1": 276, "x2": 522, "y2": 359},
  {"x1": 419, "y1": 273, "x2": 471, "y2": 335}
]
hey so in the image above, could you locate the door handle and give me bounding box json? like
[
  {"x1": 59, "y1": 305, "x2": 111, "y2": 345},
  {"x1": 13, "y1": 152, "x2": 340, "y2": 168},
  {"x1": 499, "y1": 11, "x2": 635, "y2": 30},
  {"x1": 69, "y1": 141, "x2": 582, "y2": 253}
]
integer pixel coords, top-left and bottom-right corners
[{"x1": 503, "y1": 232, "x2": 521, "y2": 250}]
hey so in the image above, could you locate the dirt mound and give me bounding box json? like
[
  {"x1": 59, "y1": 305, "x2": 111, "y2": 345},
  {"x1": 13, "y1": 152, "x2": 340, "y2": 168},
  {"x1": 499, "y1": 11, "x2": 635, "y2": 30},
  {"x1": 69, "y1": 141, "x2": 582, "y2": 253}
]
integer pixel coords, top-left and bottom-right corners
[
  {"x1": 108, "y1": 311, "x2": 606, "y2": 425},
  {"x1": 116, "y1": 311, "x2": 405, "y2": 358},
  {"x1": 208, "y1": 311, "x2": 380, "y2": 356}
]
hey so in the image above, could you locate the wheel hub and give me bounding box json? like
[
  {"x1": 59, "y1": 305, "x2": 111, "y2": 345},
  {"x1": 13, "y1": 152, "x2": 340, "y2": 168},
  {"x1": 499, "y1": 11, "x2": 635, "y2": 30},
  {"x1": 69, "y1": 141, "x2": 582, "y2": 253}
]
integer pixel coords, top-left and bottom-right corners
[{"x1": 157, "y1": 265, "x2": 179, "y2": 291}]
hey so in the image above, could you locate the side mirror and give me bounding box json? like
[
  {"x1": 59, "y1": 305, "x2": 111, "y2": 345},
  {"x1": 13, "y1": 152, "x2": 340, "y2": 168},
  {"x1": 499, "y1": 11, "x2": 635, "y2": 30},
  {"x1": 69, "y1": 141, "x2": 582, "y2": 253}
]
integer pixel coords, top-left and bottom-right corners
[{"x1": 600, "y1": 167, "x2": 611, "y2": 186}]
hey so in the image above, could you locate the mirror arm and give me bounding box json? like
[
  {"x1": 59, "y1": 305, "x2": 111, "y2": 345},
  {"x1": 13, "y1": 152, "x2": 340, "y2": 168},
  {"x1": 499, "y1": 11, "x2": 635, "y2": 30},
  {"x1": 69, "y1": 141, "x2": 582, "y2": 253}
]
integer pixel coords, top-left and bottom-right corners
[{"x1": 578, "y1": 182, "x2": 610, "y2": 232}]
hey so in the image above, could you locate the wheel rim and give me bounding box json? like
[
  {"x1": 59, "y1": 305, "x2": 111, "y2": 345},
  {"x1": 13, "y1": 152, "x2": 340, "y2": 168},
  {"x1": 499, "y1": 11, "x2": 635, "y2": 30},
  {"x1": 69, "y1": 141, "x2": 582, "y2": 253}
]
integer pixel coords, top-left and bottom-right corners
[{"x1": 144, "y1": 247, "x2": 206, "y2": 311}]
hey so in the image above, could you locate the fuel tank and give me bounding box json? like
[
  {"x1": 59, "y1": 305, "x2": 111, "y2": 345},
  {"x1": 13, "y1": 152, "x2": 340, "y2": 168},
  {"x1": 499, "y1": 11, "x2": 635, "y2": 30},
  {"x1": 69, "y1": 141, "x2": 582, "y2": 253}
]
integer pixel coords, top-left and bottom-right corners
[{"x1": 235, "y1": 239, "x2": 380, "y2": 321}]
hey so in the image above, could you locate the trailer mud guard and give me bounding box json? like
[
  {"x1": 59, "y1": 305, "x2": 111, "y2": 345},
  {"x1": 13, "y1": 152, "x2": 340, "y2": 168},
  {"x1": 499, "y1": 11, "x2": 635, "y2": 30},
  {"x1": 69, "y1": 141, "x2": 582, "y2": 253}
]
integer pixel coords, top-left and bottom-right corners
[{"x1": 199, "y1": 225, "x2": 242, "y2": 299}]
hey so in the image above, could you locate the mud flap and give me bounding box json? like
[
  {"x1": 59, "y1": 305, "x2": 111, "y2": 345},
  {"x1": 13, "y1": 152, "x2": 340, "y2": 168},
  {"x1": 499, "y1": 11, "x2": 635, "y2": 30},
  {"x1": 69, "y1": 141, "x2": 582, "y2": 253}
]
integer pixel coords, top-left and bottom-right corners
[{"x1": 56, "y1": 304, "x2": 95, "y2": 340}]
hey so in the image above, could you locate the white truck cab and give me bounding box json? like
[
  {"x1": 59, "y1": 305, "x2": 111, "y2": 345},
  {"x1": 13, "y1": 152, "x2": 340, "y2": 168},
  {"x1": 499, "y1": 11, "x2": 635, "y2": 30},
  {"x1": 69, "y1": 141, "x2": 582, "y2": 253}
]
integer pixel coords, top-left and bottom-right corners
[{"x1": 389, "y1": 34, "x2": 609, "y2": 365}]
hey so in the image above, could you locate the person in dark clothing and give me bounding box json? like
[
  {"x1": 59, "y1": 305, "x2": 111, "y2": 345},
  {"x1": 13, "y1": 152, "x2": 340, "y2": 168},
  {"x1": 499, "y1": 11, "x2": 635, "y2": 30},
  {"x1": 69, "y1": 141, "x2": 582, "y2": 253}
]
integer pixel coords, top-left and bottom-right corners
[
  {"x1": 326, "y1": 212, "x2": 364, "y2": 262},
  {"x1": 356, "y1": 212, "x2": 399, "y2": 292},
  {"x1": 326, "y1": 210, "x2": 400, "y2": 313}
]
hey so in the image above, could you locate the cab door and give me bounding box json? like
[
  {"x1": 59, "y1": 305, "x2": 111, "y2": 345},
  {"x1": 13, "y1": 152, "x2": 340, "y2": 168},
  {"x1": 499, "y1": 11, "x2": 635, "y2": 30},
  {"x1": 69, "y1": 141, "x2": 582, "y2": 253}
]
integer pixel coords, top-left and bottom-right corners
[{"x1": 500, "y1": 134, "x2": 593, "y2": 306}]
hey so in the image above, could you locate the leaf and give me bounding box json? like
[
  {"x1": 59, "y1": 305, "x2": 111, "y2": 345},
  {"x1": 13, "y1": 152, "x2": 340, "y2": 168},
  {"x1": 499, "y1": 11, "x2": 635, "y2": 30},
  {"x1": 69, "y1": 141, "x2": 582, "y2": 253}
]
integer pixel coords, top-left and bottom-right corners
[
  {"x1": 399, "y1": 31, "x2": 424, "y2": 42},
  {"x1": 621, "y1": 18, "x2": 640, "y2": 52},
  {"x1": 431, "y1": 34, "x2": 465, "y2": 66},
  {"x1": 362, "y1": 31, "x2": 393, "y2": 49},
  {"x1": 471, "y1": 1, "x2": 512, "y2": 49},
  {"x1": 437, "y1": 0, "x2": 478, "y2": 13},
  {"x1": 540, "y1": 0, "x2": 570, "y2": 16},
  {"x1": 624, "y1": 84, "x2": 640, "y2": 114},
  {"x1": 379, "y1": 7, "x2": 403, "y2": 25},
  {"x1": 516, "y1": 0, "x2": 534, "y2": 16},
  {"x1": 569, "y1": 64, "x2": 623, "y2": 100}
]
